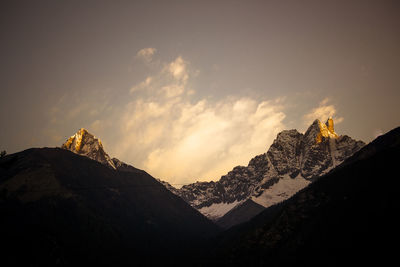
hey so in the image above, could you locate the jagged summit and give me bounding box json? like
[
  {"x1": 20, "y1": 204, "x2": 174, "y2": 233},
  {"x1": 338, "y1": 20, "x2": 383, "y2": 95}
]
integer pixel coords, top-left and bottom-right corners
[
  {"x1": 317, "y1": 117, "x2": 339, "y2": 142},
  {"x1": 164, "y1": 118, "x2": 365, "y2": 222},
  {"x1": 306, "y1": 118, "x2": 339, "y2": 143},
  {"x1": 61, "y1": 128, "x2": 116, "y2": 169}
]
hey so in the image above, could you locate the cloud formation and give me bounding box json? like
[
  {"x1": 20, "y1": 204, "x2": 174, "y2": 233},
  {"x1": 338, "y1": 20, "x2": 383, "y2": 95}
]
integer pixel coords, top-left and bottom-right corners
[
  {"x1": 165, "y1": 56, "x2": 189, "y2": 83},
  {"x1": 115, "y1": 53, "x2": 286, "y2": 185},
  {"x1": 47, "y1": 51, "x2": 287, "y2": 185},
  {"x1": 303, "y1": 98, "x2": 344, "y2": 126},
  {"x1": 136, "y1": 47, "x2": 157, "y2": 63}
]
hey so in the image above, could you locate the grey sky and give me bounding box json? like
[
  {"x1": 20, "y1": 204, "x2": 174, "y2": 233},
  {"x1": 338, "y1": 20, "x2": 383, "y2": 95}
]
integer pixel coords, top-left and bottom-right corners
[{"x1": 1, "y1": 0, "x2": 399, "y2": 183}]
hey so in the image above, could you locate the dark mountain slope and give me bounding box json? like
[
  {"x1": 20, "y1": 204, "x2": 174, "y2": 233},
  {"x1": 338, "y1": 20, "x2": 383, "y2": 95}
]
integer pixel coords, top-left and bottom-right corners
[
  {"x1": 210, "y1": 127, "x2": 400, "y2": 266},
  {"x1": 0, "y1": 148, "x2": 219, "y2": 265},
  {"x1": 216, "y1": 199, "x2": 265, "y2": 229}
]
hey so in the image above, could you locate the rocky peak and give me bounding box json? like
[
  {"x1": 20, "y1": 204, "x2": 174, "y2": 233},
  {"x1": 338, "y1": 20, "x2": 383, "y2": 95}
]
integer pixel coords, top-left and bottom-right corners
[
  {"x1": 317, "y1": 118, "x2": 338, "y2": 142},
  {"x1": 304, "y1": 118, "x2": 338, "y2": 144},
  {"x1": 273, "y1": 129, "x2": 303, "y2": 144},
  {"x1": 61, "y1": 128, "x2": 116, "y2": 169},
  {"x1": 162, "y1": 118, "x2": 365, "y2": 221},
  {"x1": 326, "y1": 117, "x2": 335, "y2": 134},
  {"x1": 267, "y1": 129, "x2": 302, "y2": 177}
]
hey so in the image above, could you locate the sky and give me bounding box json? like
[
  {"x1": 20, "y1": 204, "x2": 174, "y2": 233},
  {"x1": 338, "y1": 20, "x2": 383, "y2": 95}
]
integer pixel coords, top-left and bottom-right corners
[{"x1": 1, "y1": 0, "x2": 399, "y2": 185}]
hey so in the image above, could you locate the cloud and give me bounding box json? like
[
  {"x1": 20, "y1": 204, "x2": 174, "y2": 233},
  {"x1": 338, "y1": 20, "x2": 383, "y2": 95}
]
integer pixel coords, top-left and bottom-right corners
[
  {"x1": 303, "y1": 97, "x2": 344, "y2": 125},
  {"x1": 130, "y1": 76, "x2": 153, "y2": 93},
  {"x1": 46, "y1": 51, "x2": 287, "y2": 185},
  {"x1": 136, "y1": 47, "x2": 157, "y2": 63},
  {"x1": 112, "y1": 54, "x2": 287, "y2": 185},
  {"x1": 164, "y1": 56, "x2": 188, "y2": 83},
  {"x1": 115, "y1": 96, "x2": 285, "y2": 185},
  {"x1": 130, "y1": 55, "x2": 190, "y2": 98}
]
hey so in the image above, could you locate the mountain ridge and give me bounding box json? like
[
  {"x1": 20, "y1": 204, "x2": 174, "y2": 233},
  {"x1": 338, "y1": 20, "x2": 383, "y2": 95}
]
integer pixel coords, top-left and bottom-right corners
[
  {"x1": 209, "y1": 126, "x2": 400, "y2": 266},
  {"x1": 165, "y1": 118, "x2": 365, "y2": 222},
  {"x1": 60, "y1": 120, "x2": 364, "y2": 225}
]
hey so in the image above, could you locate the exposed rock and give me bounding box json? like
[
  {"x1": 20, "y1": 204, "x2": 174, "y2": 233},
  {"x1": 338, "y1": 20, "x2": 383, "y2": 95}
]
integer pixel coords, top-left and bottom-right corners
[
  {"x1": 210, "y1": 126, "x2": 400, "y2": 266},
  {"x1": 61, "y1": 121, "x2": 364, "y2": 224},
  {"x1": 163, "y1": 118, "x2": 365, "y2": 221},
  {"x1": 61, "y1": 128, "x2": 116, "y2": 169}
]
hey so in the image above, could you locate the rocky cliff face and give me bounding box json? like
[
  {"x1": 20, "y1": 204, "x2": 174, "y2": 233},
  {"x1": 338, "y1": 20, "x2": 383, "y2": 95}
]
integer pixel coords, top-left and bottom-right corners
[
  {"x1": 211, "y1": 126, "x2": 400, "y2": 266},
  {"x1": 167, "y1": 118, "x2": 365, "y2": 220},
  {"x1": 61, "y1": 128, "x2": 116, "y2": 169}
]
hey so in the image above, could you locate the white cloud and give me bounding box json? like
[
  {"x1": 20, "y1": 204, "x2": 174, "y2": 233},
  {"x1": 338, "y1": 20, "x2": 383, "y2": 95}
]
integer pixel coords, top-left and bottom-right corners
[
  {"x1": 112, "y1": 55, "x2": 286, "y2": 185},
  {"x1": 303, "y1": 97, "x2": 344, "y2": 126},
  {"x1": 114, "y1": 96, "x2": 285, "y2": 185},
  {"x1": 136, "y1": 47, "x2": 157, "y2": 63},
  {"x1": 164, "y1": 56, "x2": 188, "y2": 83},
  {"x1": 46, "y1": 52, "x2": 288, "y2": 185}
]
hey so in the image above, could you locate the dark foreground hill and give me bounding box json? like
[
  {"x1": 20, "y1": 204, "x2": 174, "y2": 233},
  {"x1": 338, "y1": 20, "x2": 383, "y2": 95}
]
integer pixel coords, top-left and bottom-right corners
[
  {"x1": 216, "y1": 199, "x2": 265, "y2": 229},
  {"x1": 208, "y1": 127, "x2": 400, "y2": 266},
  {"x1": 0, "y1": 148, "x2": 219, "y2": 265}
]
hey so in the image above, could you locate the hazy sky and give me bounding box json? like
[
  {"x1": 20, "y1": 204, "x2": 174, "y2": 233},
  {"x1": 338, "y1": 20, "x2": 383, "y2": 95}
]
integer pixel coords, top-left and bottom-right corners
[{"x1": 1, "y1": 0, "x2": 399, "y2": 184}]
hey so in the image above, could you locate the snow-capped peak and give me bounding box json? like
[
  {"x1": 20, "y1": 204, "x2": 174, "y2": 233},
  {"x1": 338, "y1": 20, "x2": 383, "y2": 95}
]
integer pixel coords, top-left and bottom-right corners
[{"x1": 61, "y1": 128, "x2": 116, "y2": 169}]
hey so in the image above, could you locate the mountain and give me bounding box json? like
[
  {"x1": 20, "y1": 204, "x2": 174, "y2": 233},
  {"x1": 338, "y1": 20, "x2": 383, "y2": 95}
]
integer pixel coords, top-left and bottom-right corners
[
  {"x1": 216, "y1": 199, "x2": 265, "y2": 229},
  {"x1": 0, "y1": 130, "x2": 219, "y2": 265},
  {"x1": 209, "y1": 126, "x2": 400, "y2": 266},
  {"x1": 164, "y1": 118, "x2": 365, "y2": 223},
  {"x1": 61, "y1": 128, "x2": 116, "y2": 169}
]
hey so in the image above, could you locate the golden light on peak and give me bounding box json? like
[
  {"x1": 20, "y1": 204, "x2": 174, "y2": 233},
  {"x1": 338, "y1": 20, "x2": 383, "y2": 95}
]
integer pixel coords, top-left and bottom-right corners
[{"x1": 316, "y1": 118, "x2": 338, "y2": 143}]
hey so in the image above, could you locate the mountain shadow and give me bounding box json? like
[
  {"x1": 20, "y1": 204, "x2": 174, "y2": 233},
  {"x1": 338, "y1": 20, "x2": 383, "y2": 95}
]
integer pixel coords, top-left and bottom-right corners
[{"x1": 216, "y1": 199, "x2": 265, "y2": 229}]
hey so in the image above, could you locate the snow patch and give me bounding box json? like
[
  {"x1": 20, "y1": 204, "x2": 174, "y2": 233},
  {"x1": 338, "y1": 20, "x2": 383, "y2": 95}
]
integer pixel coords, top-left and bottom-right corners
[
  {"x1": 198, "y1": 200, "x2": 241, "y2": 220},
  {"x1": 252, "y1": 175, "x2": 310, "y2": 208}
]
